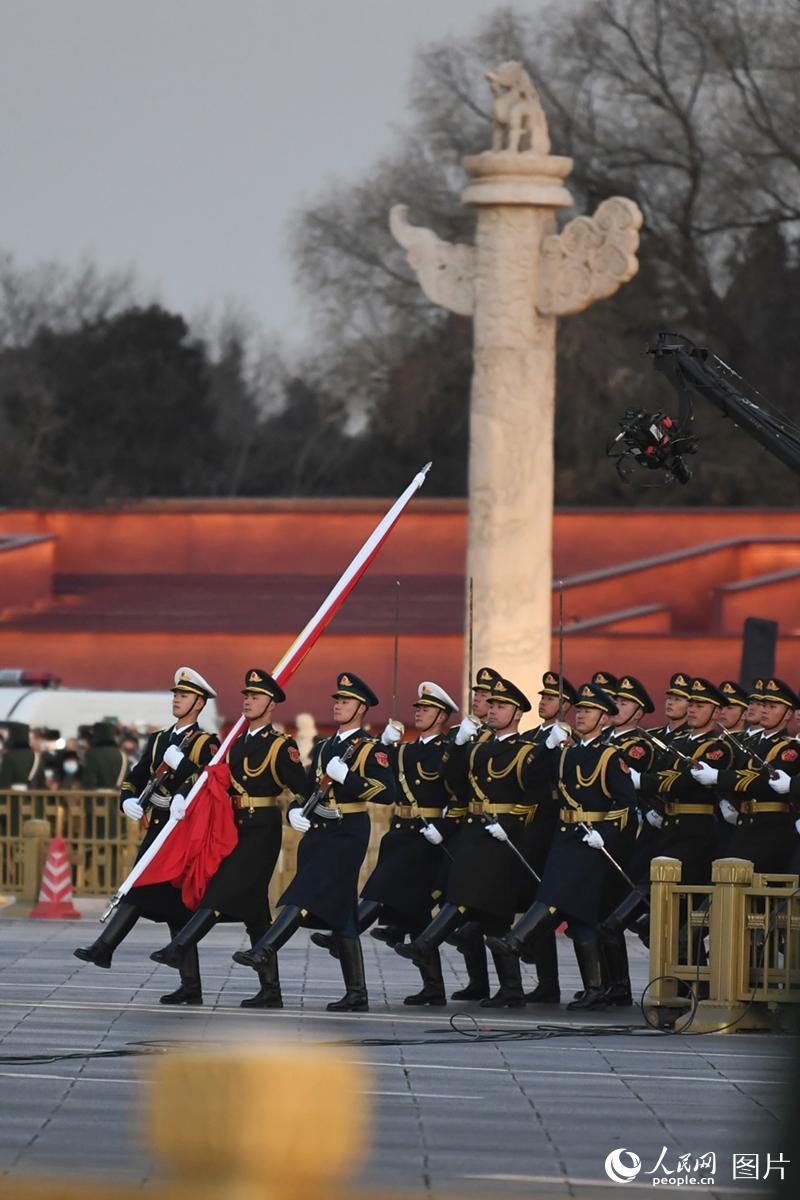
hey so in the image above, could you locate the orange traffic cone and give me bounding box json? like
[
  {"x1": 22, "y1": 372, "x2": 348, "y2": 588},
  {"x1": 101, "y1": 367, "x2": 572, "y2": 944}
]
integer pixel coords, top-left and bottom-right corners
[{"x1": 30, "y1": 836, "x2": 81, "y2": 919}]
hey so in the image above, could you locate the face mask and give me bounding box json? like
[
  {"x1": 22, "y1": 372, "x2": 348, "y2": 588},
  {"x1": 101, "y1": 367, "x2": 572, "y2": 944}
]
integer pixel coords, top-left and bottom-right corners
[{"x1": 62, "y1": 760, "x2": 79, "y2": 775}]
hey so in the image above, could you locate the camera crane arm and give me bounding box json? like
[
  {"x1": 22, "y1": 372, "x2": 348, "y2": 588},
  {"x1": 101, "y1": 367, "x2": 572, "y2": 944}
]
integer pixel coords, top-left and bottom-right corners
[{"x1": 649, "y1": 332, "x2": 800, "y2": 479}]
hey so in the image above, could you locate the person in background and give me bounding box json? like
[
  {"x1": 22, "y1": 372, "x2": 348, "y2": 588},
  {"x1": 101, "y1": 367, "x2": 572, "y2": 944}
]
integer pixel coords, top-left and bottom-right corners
[
  {"x1": 83, "y1": 722, "x2": 128, "y2": 791},
  {"x1": 0, "y1": 723, "x2": 46, "y2": 790}
]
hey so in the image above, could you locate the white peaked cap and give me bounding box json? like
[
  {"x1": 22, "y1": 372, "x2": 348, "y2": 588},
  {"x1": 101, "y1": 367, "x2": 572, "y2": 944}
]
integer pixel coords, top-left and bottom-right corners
[
  {"x1": 172, "y1": 666, "x2": 217, "y2": 699},
  {"x1": 415, "y1": 681, "x2": 459, "y2": 712}
]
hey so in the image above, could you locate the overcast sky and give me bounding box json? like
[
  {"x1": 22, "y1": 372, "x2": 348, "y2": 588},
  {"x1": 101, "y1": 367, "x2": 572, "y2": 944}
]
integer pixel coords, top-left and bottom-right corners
[{"x1": 1, "y1": 0, "x2": 529, "y2": 346}]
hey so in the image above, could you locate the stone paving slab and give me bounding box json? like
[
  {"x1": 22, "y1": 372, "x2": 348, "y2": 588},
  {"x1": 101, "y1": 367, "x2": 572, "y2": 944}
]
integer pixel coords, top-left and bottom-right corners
[{"x1": 0, "y1": 913, "x2": 794, "y2": 1198}]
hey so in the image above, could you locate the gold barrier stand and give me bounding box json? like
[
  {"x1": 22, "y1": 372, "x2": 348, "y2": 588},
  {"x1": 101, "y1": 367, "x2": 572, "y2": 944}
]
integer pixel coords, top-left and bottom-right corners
[
  {"x1": 0, "y1": 1043, "x2": 369, "y2": 1200},
  {"x1": 647, "y1": 856, "x2": 682, "y2": 1015},
  {"x1": 691, "y1": 857, "x2": 771, "y2": 1033}
]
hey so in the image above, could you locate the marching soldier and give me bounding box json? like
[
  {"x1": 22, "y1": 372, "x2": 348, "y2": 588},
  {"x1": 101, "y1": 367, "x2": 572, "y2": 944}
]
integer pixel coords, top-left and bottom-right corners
[
  {"x1": 396, "y1": 676, "x2": 565, "y2": 1008},
  {"x1": 486, "y1": 682, "x2": 637, "y2": 1010},
  {"x1": 597, "y1": 675, "x2": 656, "y2": 1004},
  {"x1": 311, "y1": 679, "x2": 460, "y2": 968},
  {"x1": 440, "y1": 666, "x2": 501, "y2": 1002},
  {"x1": 711, "y1": 681, "x2": 752, "y2": 854},
  {"x1": 648, "y1": 672, "x2": 692, "y2": 740},
  {"x1": 233, "y1": 672, "x2": 395, "y2": 1012},
  {"x1": 150, "y1": 669, "x2": 311, "y2": 1009},
  {"x1": 634, "y1": 678, "x2": 733, "y2": 886},
  {"x1": 693, "y1": 677, "x2": 800, "y2": 873},
  {"x1": 516, "y1": 671, "x2": 578, "y2": 1004},
  {"x1": 335, "y1": 680, "x2": 460, "y2": 1006},
  {"x1": 74, "y1": 667, "x2": 219, "y2": 1005},
  {"x1": 717, "y1": 681, "x2": 750, "y2": 737}
]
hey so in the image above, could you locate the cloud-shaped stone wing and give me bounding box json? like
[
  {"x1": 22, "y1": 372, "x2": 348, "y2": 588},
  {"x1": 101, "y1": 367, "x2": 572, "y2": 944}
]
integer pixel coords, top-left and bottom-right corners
[
  {"x1": 389, "y1": 205, "x2": 475, "y2": 317},
  {"x1": 537, "y1": 197, "x2": 642, "y2": 316}
]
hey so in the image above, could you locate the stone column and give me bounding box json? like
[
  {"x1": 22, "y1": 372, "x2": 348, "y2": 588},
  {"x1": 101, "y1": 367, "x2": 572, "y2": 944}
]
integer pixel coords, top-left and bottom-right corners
[{"x1": 391, "y1": 62, "x2": 642, "y2": 711}]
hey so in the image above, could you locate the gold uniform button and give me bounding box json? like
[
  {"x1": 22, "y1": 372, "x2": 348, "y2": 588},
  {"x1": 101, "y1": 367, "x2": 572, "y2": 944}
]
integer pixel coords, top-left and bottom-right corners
[{"x1": 415, "y1": 779, "x2": 420, "y2": 785}]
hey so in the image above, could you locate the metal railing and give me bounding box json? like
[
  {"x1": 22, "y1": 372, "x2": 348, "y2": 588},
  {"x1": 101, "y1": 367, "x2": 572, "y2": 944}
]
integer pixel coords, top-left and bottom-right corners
[
  {"x1": 646, "y1": 856, "x2": 800, "y2": 1032},
  {"x1": 0, "y1": 788, "x2": 394, "y2": 904}
]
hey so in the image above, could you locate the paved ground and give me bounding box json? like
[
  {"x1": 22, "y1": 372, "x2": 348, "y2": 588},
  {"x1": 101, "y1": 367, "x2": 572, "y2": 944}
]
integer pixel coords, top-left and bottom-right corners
[{"x1": 0, "y1": 908, "x2": 794, "y2": 1199}]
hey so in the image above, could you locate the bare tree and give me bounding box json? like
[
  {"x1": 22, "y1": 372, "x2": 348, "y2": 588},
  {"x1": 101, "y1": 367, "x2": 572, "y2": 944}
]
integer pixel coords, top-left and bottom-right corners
[
  {"x1": 289, "y1": 0, "x2": 800, "y2": 502},
  {"x1": 0, "y1": 251, "x2": 141, "y2": 351}
]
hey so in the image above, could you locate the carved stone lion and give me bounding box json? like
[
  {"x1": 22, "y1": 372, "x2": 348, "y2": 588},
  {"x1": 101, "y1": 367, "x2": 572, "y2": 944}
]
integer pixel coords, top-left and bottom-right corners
[{"x1": 486, "y1": 62, "x2": 550, "y2": 155}]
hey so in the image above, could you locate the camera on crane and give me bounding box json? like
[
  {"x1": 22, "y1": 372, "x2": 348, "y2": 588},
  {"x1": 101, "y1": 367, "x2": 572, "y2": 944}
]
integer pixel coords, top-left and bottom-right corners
[{"x1": 607, "y1": 407, "x2": 697, "y2": 486}]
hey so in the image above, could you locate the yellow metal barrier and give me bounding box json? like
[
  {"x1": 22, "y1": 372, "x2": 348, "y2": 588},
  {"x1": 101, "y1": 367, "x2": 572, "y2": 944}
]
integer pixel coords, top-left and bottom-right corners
[
  {"x1": 646, "y1": 856, "x2": 800, "y2": 1032},
  {"x1": 0, "y1": 789, "x2": 140, "y2": 897},
  {"x1": 1, "y1": 790, "x2": 395, "y2": 904}
]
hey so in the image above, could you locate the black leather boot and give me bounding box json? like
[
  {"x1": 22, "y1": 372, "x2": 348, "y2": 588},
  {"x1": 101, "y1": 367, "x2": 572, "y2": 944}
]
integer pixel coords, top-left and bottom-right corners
[
  {"x1": 232, "y1": 905, "x2": 302, "y2": 969},
  {"x1": 327, "y1": 936, "x2": 368, "y2": 1011},
  {"x1": 451, "y1": 926, "x2": 490, "y2": 1000},
  {"x1": 600, "y1": 931, "x2": 632, "y2": 1007},
  {"x1": 394, "y1": 903, "x2": 463, "y2": 966},
  {"x1": 311, "y1": 900, "x2": 381, "y2": 957},
  {"x1": 597, "y1": 886, "x2": 648, "y2": 940},
  {"x1": 241, "y1": 952, "x2": 283, "y2": 1009},
  {"x1": 159, "y1": 918, "x2": 204, "y2": 1004},
  {"x1": 566, "y1": 930, "x2": 607, "y2": 1010},
  {"x1": 485, "y1": 901, "x2": 554, "y2": 960},
  {"x1": 481, "y1": 947, "x2": 526, "y2": 1008},
  {"x1": 74, "y1": 902, "x2": 140, "y2": 968},
  {"x1": 160, "y1": 938, "x2": 203, "y2": 1005},
  {"x1": 404, "y1": 949, "x2": 446, "y2": 1006},
  {"x1": 524, "y1": 926, "x2": 560, "y2": 1003},
  {"x1": 151, "y1": 908, "x2": 217, "y2": 971}
]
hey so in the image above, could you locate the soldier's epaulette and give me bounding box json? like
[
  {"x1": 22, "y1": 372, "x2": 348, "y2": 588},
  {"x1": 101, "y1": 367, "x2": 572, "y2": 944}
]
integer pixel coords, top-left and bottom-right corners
[{"x1": 188, "y1": 732, "x2": 214, "y2": 765}]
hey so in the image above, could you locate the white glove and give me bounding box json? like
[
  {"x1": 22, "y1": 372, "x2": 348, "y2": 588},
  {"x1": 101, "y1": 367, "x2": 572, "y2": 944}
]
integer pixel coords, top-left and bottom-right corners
[
  {"x1": 769, "y1": 769, "x2": 791, "y2": 795},
  {"x1": 122, "y1": 797, "x2": 144, "y2": 821},
  {"x1": 421, "y1": 824, "x2": 443, "y2": 845},
  {"x1": 795, "y1": 818, "x2": 800, "y2": 836},
  {"x1": 162, "y1": 745, "x2": 185, "y2": 771},
  {"x1": 170, "y1": 794, "x2": 188, "y2": 821},
  {"x1": 719, "y1": 799, "x2": 739, "y2": 825},
  {"x1": 582, "y1": 828, "x2": 604, "y2": 850},
  {"x1": 645, "y1": 809, "x2": 663, "y2": 829},
  {"x1": 326, "y1": 755, "x2": 348, "y2": 784},
  {"x1": 691, "y1": 761, "x2": 718, "y2": 786},
  {"x1": 381, "y1": 722, "x2": 403, "y2": 746},
  {"x1": 455, "y1": 715, "x2": 481, "y2": 746},
  {"x1": 288, "y1": 807, "x2": 311, "y2": 833},
  {"x1": 545, "y1": 723, "x2": 569, "y2": 750},
  {"x1": 629, "y1": 768, "x2": 641, "y2": 791},
  {"x1": 484, "y1": 820, "x2": 508, "y2": 842}
]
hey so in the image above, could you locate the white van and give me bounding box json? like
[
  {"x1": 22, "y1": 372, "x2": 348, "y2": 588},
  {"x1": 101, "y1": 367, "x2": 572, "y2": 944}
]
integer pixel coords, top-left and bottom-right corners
[{"x1": 0, "y1": 687, "x2": 220, "y2": 740}]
